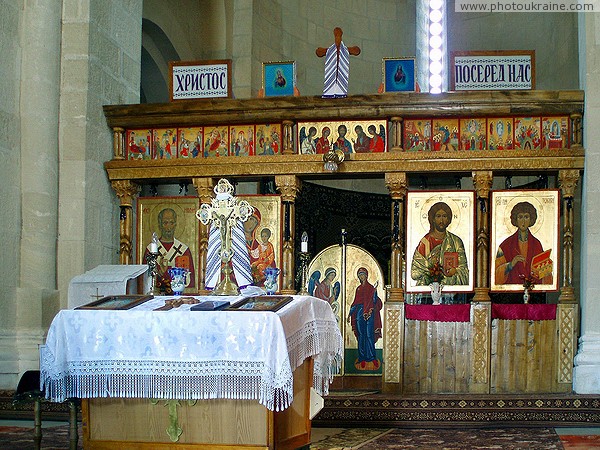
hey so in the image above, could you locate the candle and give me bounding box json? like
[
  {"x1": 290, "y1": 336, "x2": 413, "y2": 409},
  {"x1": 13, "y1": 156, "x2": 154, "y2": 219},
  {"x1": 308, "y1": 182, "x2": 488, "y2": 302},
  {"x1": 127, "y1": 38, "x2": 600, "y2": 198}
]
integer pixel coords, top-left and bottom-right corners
[
  {"x1": 149, "y1": 241, "x2": 158, "y2": 253},
  {"x1": 301, "y1": 231, "x2": 308, "y2": 253}
]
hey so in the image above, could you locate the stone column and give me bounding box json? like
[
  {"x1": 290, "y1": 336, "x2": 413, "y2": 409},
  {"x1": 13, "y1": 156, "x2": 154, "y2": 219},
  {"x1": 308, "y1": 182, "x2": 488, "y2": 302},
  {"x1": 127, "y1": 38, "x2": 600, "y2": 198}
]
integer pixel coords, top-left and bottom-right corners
[
  {"x1": 193, "y1": 177, "x2": 215, "y2": 293},
  {"x1": 10, "y1": 0, "x2": 62, "y2": 389},
  {"x1": 57, "y1": 0, "x2": 142, "y2": 311},
  {"x1": 275, "y1": 175, "x2": 302, "y2": 294},
  {"x1": 574, "y1": 14, "x2": 600, "y2": 394}
]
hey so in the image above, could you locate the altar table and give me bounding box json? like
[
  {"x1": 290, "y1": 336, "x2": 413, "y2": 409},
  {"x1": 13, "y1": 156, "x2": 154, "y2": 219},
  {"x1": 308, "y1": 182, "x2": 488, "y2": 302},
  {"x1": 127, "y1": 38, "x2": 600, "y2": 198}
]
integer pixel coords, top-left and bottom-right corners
[{"x1": 40, "y1": 295, "x2": 343, "y2": 450}]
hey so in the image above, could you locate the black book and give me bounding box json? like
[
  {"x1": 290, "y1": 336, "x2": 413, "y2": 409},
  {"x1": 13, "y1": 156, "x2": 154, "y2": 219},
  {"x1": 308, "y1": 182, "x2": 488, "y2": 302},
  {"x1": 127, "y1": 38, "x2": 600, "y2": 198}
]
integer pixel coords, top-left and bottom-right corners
[{"x1": 190, "y1": 300, "x2": 230, "y2": 311}]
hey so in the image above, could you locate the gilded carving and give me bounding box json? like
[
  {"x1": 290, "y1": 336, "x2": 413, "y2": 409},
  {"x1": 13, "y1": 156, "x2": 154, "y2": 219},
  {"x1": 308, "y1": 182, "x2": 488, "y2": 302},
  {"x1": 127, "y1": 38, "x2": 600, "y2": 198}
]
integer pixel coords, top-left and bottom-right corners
[
  {"x1": 192, "y1": 177, "x2": 215, "y2": 203},
  {"x1": 385, "y1": 172, "x2": 408, "y2": 199},
  {"x1": 192, "y1": 178, "x2": 214, "y2": 292},
  {"x1": 558, "y1": 304, "x2": 576, "y2": 384},
  {"x1": 112, "y1": 127, "x2": 125, "y2": 160},
  {"x1": 570, "y1": 113, "x2": 582, "y2": 148},
  {"x1": 383, "y1": 304, "x2": 403, "y2": 383},
  {"x1": 389, "y1": 117, "x2": 403, "y2": 151},
  {"x1": 111, "y1": 180, "x2": 140, "y2": 207},
  {"x1": 119, "y1": 237, "x2": 133, "y2": 264},
  {"x1": 472, "y1": 304, "x2": 489, "y2": 384},
  {"x1": 472, "y1": 171, "x2": 493, "y2": 198},
  {"x1": 275, "y1": 175, "x2": 301, "y2": 201},
  {"x1": 282, "y1": 120, "x2": 294, "y2": 154},
  {"x1": 558, "y1": 169, "x2": 580, "y2": 198},
  {"x1": 105, "y1": 149, "x2": 585, "y2": 182}
]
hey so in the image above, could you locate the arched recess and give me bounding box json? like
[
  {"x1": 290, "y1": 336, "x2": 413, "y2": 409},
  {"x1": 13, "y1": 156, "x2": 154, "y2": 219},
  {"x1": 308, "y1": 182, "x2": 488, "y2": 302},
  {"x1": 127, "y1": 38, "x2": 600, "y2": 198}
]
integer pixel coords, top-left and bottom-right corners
[{"x1": 141, "y1": 18, "x2": 180, "y2": 103}]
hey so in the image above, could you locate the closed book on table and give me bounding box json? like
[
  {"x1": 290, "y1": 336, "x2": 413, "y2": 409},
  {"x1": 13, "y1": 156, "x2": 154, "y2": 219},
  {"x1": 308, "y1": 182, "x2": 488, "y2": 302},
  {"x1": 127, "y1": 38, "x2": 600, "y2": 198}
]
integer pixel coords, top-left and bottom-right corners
[{"x1": 190, "y1": 300, "x2": 230, "y2": 311}]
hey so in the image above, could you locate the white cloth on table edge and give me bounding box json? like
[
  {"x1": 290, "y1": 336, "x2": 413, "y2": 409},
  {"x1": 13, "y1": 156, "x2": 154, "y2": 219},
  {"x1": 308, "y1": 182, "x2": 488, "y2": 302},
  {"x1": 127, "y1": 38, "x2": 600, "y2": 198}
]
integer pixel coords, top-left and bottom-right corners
[{"x1": 40, "y1": 295, "x2": 342, "y2": 412}]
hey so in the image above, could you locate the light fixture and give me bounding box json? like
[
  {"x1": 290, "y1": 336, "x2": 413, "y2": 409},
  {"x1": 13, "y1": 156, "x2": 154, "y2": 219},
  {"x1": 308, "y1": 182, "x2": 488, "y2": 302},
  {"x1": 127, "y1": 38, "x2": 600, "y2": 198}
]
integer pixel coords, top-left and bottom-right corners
[
  {"x1": 323, "y1": 148, "x2": 345, "y2": 172},
  {"x1": 428, "y1": 0, "x2": 446, "y2": 94}
]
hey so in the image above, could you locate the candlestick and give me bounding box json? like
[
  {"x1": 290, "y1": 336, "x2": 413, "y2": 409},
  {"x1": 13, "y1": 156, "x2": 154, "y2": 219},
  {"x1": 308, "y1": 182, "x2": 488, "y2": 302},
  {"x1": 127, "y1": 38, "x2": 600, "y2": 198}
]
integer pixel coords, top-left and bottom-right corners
[
  {"x1": 149, "y1": 232, "x2": 159, "y2": 253},
  {"x1": 298, "y1": 251, "x2": 311, "y2": 296},
  {"x1": 147, "y1": 232, "x2": 160, "y2": 294}
]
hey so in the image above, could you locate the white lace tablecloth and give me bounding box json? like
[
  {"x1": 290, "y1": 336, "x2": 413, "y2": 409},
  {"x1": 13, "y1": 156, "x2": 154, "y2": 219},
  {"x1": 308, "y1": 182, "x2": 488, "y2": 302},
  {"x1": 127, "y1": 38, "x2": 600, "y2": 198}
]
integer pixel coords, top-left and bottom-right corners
[{"x1": 40, "y1": 295, "x2": 342, "y2": 412}]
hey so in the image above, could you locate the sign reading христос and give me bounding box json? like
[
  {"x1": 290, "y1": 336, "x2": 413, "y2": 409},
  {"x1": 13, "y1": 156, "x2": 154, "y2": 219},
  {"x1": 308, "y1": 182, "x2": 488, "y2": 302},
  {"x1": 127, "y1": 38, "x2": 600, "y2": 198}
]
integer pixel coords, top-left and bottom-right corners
[{"x1": 169, "y1": 59, "x2": 232, "y2": 101}]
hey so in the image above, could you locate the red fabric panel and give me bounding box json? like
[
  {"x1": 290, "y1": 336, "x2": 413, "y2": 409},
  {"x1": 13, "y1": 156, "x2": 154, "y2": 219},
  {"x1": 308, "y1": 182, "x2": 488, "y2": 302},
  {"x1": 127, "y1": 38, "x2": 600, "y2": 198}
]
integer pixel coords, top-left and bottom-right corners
[
  {"x1": 405, "y1": 304, "x2": 471, "y2": 322},
  {"x1": 491, "y1": 303, "x2": 557, "y2": 321}
]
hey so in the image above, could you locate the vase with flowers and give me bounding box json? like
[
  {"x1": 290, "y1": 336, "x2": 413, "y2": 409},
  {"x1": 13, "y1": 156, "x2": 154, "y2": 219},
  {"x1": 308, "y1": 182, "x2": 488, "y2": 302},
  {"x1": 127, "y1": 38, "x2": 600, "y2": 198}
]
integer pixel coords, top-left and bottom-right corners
[
  {"x1": 424, "y1": 261, "x2": 445, "y2": 304},
  {"x1": 520, "y1": 273, "x2": 535, "y2": 304}
]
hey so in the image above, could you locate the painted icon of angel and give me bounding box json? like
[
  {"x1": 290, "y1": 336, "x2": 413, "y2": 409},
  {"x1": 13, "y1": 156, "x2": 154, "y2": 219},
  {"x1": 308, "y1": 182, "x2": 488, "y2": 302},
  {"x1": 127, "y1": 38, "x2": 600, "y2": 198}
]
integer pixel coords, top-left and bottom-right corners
[{"x1": 308, "y1": 267, "x2": 341, "y2": 315}]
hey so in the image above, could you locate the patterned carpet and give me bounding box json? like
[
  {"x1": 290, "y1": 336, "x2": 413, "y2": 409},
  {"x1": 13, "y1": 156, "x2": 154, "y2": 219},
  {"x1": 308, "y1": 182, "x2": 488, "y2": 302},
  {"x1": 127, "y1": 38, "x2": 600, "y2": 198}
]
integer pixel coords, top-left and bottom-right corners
[
  {"x1": 311, "y1": 428, "x2": 600, "y2": 449},
  {"x1": 2, "y1": 424, "x2": 600, "y2": 449},
  {"x1": 0, "y1": 424, "x2": 82, "y2": 450}
]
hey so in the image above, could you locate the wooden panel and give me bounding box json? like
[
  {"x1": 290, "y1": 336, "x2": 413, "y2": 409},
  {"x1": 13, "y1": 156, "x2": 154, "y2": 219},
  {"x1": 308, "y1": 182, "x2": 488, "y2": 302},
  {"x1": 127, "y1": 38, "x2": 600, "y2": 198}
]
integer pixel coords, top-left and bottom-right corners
[
  {"x1": 104, "y1": 150, "x2": 585, "y2": 183},
  {"x1": 491, "y1": 318, "x2": 560, "y2": 393},
  {"x1": 470, "y1": 303, "x2": 491, "y2": 393},
  {"x1": 103, "y1": 91, "x2": 584, "y2": 129},
  {"x1": 403, "y1": 318, "x2": 473, "y2": 394},
  {"x1": 87, "y1": 398, "x2": 268, "y2": 445},
  {"x1": 83, "y1": 360, "x2": 312, "y2": 450},
  {"x1": 274, "y1": 359, "x2": 312, "y2": 450}
]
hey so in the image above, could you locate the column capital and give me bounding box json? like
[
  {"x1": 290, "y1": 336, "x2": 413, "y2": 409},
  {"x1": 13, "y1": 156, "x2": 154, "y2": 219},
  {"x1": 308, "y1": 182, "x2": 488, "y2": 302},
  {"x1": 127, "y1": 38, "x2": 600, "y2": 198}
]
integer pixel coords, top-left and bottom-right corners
[
  {"x1": 472, "y1": 171, "x2": 493, "y2": 198},
  {"x1": 275, "y1": 175, "x2": 301, "y2": 202},
  {"x1": 192, "y1": 177, "x2": 215, "y2": 203},
  {"x1": 385, "y1": 172, "x2": 408, "y2": 199},
  {"x1": 111, "y1": 180, "x2": 140, "y2": 207},
  {"x1": 558, "y1": 169, "x2": 580, "y2": 198}
]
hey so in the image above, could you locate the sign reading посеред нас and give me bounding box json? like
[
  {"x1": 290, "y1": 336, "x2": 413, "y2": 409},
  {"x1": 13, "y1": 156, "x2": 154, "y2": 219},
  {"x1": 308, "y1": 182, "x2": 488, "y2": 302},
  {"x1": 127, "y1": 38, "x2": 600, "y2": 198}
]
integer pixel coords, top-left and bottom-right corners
[
  {"x1": 450, "y1": 51, "x2": 535, "y2": 91},
  {"x1": 170, "y1": 59, "x2": 232, "y2": 100}
]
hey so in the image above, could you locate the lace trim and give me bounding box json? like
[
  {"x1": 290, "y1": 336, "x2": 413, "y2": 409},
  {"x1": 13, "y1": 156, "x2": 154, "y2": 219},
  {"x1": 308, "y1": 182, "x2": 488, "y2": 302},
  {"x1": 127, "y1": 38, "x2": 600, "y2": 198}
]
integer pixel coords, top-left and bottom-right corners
[
  {"x1": 40, "y1": 350, "x2": 293, "y2": 411},
  {"x1": 285, "y1": 318, "x2": 343, "y2": 397}
]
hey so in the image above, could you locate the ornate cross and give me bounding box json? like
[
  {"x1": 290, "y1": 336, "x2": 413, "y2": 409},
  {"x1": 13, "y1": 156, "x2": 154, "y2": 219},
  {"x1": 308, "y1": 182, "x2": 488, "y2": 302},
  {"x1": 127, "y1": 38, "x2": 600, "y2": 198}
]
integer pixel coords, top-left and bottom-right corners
[
  {"x1": 316, "y1": 27, "x2": 361, "y2": 98},
  {"x1": 150, "y1": 399, "x2": 197, "y2": 442},
  {"x1": 196, "y1": 179, "x2": 253, "y2": 295}
]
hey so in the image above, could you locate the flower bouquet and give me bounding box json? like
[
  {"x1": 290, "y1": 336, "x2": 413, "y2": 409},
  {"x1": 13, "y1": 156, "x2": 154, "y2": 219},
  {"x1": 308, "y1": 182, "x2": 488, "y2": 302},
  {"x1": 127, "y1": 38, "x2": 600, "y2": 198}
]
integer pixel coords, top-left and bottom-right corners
[
  {"x1": 424, "y1": 261, "x2": 444, "y2": 304},
  {"x1": 519, "y1": 273, "x2": 535, "y2": 304}
]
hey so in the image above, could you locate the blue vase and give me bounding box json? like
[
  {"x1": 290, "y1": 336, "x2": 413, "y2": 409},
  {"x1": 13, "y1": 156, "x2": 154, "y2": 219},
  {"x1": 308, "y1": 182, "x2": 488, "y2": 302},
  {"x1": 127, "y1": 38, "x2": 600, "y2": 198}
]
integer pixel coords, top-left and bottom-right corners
[
  {"x1": 168, "y1": 267, "x2": 188, "y2": 295},
  {"x1": 263, "y1": 267, "x2": 280, "y2": 295}
]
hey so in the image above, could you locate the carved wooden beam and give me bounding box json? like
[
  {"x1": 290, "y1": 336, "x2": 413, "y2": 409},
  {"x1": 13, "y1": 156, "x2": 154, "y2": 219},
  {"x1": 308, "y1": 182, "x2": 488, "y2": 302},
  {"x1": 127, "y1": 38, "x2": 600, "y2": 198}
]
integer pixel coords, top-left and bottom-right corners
[
  {"x1": 385, "y1": 172, "x2": 408, "y2": 302},
  {"x1": 472, "y1": 171, "x2": 493, "y2": 302},
  {"x1": 112, "y1": 127, "x2": 125, "y2": 160},
  {"x1": 558, "y1": 169, "x2": 580, "y2": 303},
  {"x1": 282, "y1": 120, "x2": 294, "y2": 154},
  {"x1": 389, "y1": 117, "x2": 403, "y2": 152},
  {"x1": 111, "y1": 180, "x2": 141, "y2": 264},
  {"x1": 275, "y1": 175, "x2": 302, "y2": 294},
  {"x1": 192, "y1": 178, "x2": 215, "y2": 292}
]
